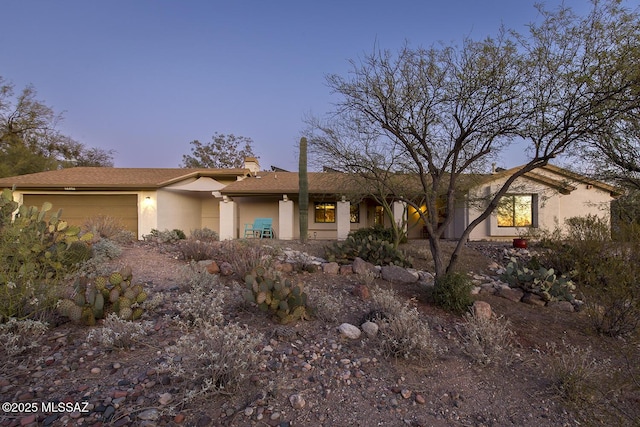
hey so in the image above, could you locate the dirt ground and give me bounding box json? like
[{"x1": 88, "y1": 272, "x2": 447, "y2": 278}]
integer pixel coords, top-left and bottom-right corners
[{"x1": 0, "y1": 239, "x2": 638, "y2": 427}]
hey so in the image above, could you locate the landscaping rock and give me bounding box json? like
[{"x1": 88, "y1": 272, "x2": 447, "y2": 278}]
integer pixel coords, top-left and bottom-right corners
[
  {"x1": 380, "y1": 265, "x2": 418, "y2": 283},
  {"x1": 338, "y1": 323, "x2": 361, "y2": 339},
  {"x1": 275, "y1": 261, "x2": 294, "y2": 273},
  {"x1": 361, "y1": 321, "x2": 379, "y2": 337},
  {"x1": 352, "y1": 284, "x2": 370, "y2": 300},
  {"x1": 472, "y1": 301, "x2": 492, "y2": 320},
  {"x1": 206, "y1": 261, "x2": 220, "y2": 274},
  {"x1": 547, "y1": 300, "x2": 575, "y2": 312},
  {"x1": 322, "y1": 262, "x2": 340, "y2": 275},
  {"x1": 496, "y1": 286, "x2": 524, "y2": 303},
  {"x1": 352, "y1": 257, "x2": 378, "y2": 277},
  {"x1": 219, "y1": 261, "x2": 233, "y2": 276},
  {"x1": 289, "y1": 393, "x2": 306, "y2": 409},
  {"x1": 339, "y1": 265, "x2": 353, "y2": 275},
  {"x1": 522, "y1": 293, "x2": 546, "y2": 307}
]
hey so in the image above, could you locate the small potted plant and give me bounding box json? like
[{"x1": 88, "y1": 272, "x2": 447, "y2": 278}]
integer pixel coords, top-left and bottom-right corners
[{"x1": 513, "y1": 228, "x2": 530, "y2": 249}]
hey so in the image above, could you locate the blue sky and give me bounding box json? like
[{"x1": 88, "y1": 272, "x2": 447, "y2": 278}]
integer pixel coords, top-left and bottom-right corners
[{"x1": 2, "y1": 0, "x2": 597, "y2": 171}]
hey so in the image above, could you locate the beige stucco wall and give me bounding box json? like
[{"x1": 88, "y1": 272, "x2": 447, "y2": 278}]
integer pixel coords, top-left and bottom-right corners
[
  {"x1": 156, "y1": 190, "x2": 203, "y2": 234},
  {"x1": 201, "y1": 197, "x2": 221, "y2": 234},
  {"x1": 465, "y1": 172, "x2": 612, "y2": 241},
  {"x1": 234, "y1": 197, "x2": 281, "y2": 238}
]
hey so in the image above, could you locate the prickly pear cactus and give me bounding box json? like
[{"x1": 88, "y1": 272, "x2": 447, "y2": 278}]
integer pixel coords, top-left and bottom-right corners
[
  {"x1": 243, "y1": 266, "x2": 311, "y2": 324},
  {"x1": 57, "y1": 265, "x2": 150, "y2": 325}
]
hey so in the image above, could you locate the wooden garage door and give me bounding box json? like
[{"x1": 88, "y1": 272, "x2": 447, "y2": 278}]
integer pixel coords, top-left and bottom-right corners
[{"x1": 23, "y1": 194, "x2": 138, "y2": 236}]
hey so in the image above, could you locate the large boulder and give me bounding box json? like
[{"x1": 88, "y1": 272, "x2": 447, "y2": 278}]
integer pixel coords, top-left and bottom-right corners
[
  {"x1": 352, "y1": 257, "x2": 378, "y2": 277},
  {"x1": 381, "y1": 265, "x2": 418, "y2": 284}
]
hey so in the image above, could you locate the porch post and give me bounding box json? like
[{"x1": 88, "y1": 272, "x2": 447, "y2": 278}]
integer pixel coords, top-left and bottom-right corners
[
  {"x1": 392, "y1": 201, "x2": 408, "y2": 234},
  {"x1": 279, "y1": 195, "x2": 294, "y2": 240},
  {"x1": 219, "y1": 196, "x2": 238, "y2": 240},
  {"x1": 336, "y1": 199, "x2": 350, "y2": 240}
]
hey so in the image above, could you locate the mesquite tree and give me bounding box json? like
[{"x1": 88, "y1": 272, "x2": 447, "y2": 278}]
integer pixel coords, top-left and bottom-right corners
[
  {"x1": 308, "y1": 0, "x2": 640, "y2": 278},
  {"x1": 181, "y1": 133, "x2": 257, "y2": 169}
]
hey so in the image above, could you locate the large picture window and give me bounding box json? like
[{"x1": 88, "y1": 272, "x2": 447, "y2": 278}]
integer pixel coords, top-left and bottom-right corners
[
  {"x1": 315, "y1": 202, "x2": 335, "y2": 223},
  {"x1": 497, "y1": 195, "x2": 534, "y2": 227}
]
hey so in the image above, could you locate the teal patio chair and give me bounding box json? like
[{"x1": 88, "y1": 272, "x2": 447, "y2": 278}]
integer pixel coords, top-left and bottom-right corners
[{"x1": 243, "y1": 218, "x2": 274, "y2": 239}]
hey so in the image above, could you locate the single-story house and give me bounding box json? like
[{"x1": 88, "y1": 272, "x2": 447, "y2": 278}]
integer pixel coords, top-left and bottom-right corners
[{"x1": 0, "y1": 158, "x2": 619, "y2": 241}]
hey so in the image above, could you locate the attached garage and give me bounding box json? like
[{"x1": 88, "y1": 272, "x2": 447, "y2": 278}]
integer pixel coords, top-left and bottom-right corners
[{"x1": 22, "y1": 194, "x2": 138, "y2": 236}]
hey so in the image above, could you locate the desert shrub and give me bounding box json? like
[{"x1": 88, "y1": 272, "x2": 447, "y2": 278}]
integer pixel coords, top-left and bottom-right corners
[
  {"x1": 458, "y1": 311, "x2": 514, "y2": 365},
  {"x1": 369, "y1": 286, "x2": 406, "y2": 317},
  {"x1": 174, "y1": 264, "x2": 227, "y2": 327},
  {"x1": 545, "y1": 340, "x2": 609, "y2": 404},
  {"x1": 565, "y1": 214, "x2": 611, "y2": 242},
  {"x1": 190, "y1": 227, "x2": 219, "y2": 242},
  {"x1": 356, "y1": 270, "x2": 377, "y2": 287},
  {"x1": 84, "y1": 215, "x2": 128, "y2": 239},
  {"x1": 370, "y1": 287, "x2": 437, "y2": 360},
  {"x1": 91, "y1": 238, "x2": 123, "y2": 261},
  {"x1": 0, "y1": 189, "x2": 93, "y2": 320},
  {"x1": 220, "y1": 240, "x2": 276, "y2": 278},
  {"x1": 165, "y1": 321, "x2": 264, "y2": 398},
  {"x1": 431, "y1": 272, "x2": 473, "y2": 315},
  {"x1": 177, "y1": 239, "x2": 218, "y2": 261},
  {"x1": 324, "y1": 234, "x2": 412, "y2": 267},
  {"x1": 306, "y1": 286, "x2": 343, "y2": 323},
  {"x1": 539, "y1": 216, "x2": 640, "y2": 336},
  {"x1": 87, "y1": 313, "x2": 150, "y2": 349},
  {"x1": 143, "y1": 228, "x2": 186, "y2": 244},
  {"x1": 0, "y1": 318, "x2": 47, "y2": 360}
]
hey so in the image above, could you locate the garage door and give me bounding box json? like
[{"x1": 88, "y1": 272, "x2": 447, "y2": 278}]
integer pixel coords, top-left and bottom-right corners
[{"x1": 22, "y1": 194, "x2": 138, "y2": 236}]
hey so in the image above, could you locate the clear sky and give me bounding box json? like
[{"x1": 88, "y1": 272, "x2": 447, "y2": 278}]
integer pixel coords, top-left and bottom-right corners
[{"x1": 2, "y1": 0, "x2": 598, "y2": 172}]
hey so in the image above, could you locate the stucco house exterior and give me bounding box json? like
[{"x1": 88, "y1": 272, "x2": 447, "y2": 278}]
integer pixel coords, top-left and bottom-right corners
[{"x1": 0, "y1": 158, "x2": 619, "y2": 241}]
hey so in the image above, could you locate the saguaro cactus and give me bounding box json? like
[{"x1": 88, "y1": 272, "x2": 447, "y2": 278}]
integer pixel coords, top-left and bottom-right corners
[{"x1": 299, "y1": 137, "x2": 309, "y2": 243}]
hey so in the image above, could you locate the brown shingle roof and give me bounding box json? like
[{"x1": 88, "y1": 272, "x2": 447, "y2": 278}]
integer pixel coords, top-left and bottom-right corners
[
  {"x1": 221, "y1": 172, "x2": 360, "y2": 196},
  {"x1": 0, "y1": 167, "x2": 250, "y2": 190}
]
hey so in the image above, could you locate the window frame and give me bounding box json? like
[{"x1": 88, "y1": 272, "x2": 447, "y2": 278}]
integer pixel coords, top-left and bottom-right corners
[
  {"x1": 496, "y1": 194, "x2": 537, "y2": 228},
  {"x1": 314, "y1": 202, "x2": 336, "y2": 223}
]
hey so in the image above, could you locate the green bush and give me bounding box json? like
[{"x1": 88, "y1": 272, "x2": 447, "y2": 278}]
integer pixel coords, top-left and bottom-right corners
[
  {"x1": 431, "y1": 272, "x2": 473, "y2": 315},
  {"x1": 565, "y1": 214, "x2": 611, "y2": 242},
  {"x1": 324, "y1": 233, "x2": 412, "y2": 267},
  {"x1": 0, "y1": 189, "x2": 93, "y2": 321},
  {"x1": 348, "y1": 225, "x2": 407, "y2": 244},
  {"x1": 539, "y1": 215, "x2": 640, "y2": 336}
]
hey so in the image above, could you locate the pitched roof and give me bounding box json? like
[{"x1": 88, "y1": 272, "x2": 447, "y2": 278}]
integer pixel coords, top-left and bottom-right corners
[
  {"x1": 221, "y1": 172, "x2": 360, "y2": 196},
  {"x1": 487, "y1": 165, "x2": 620, "y2": 196},
  {"x1": 0, "y1": 167, "x2": 250, "y2": 190}
]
